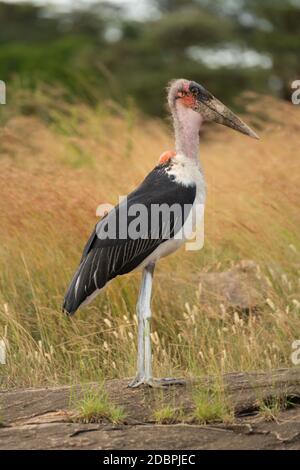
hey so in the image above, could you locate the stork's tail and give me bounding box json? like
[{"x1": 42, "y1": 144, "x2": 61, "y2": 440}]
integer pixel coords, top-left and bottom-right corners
[
  {"x1": 63, "y1": 263, "x2": 83, "y2": 316},
  {"x1": 63, "y1": 249, "x2": 108, "y2": 316}
]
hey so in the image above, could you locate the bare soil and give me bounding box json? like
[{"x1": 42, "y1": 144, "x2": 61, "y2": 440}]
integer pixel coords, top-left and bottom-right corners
[{"x1": 1, "y1": 368, "x2": 300, "y2": 450}]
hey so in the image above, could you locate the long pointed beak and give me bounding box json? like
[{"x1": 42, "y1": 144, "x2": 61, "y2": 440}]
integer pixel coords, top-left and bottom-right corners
[{"x1": 195, "y1": 93, "x2": 259, "y2": 139}]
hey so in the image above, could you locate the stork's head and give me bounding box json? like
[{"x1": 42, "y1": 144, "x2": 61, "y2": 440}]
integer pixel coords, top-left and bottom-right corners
[{"x1": 168, "y1": 78, "x2": 259, "y2": 139}]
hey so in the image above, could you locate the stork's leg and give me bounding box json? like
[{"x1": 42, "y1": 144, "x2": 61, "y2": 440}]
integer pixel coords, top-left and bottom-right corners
[
  {"x1": 128, "y1": 263, "x2": 155, "y2": 387},
  {"x1": 128, "y1": 262, "x2": 185, "y2": 388},
  {"x1": 129, "y1": 288, "x2": 146, "y2": 386},
  {"x1": 143, "y1": 263, "x2": 155, "y2": 383}
]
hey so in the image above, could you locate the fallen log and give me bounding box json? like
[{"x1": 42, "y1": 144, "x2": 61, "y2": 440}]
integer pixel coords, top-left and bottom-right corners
[{"x1": 1, "y1": 367, "x2": 300, "y2": 426}]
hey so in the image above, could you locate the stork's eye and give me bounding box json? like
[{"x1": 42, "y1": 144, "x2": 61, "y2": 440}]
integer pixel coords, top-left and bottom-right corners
[{"x1": 190, "y1": 86, "x2": 199, "y2": 96}]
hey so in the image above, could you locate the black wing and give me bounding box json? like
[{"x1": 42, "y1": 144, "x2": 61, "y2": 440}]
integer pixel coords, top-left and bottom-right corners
[{"x1": 63, "y1": 162, "x2": 196, "y2": 315}]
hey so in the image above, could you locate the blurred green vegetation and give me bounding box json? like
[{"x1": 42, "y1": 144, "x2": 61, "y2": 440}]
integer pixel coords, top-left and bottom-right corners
[{"x1": 0, "y1": 0, "x2": 299, "y2": 115}]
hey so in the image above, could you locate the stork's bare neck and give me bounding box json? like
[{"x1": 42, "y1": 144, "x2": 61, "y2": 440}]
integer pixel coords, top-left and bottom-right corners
[{"x1": 172, "y1": 100, "x2": 203, "y2": 161}]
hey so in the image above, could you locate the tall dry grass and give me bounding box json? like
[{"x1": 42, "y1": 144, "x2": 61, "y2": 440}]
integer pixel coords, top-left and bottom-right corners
[{"x1": 0, "y1": 91, "x2": 299, "y2": 389}]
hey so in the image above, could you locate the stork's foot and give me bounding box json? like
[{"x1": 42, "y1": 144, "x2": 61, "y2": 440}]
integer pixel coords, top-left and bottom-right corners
[
  {"x1": 128, "y1": 375, "x2": 145, "y2": 388},
  {"x1": 128, "y1": 376, "x2": 186, "y2": 388}
]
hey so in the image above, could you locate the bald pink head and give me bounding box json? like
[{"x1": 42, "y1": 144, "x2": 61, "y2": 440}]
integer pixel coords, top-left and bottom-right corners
[{"x1": 167, "y1": 78, "x2": 259, "y2": 140}]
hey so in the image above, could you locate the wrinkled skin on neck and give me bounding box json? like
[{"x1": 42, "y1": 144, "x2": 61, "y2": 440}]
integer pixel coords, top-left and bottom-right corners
[{"x1": 173, "y1": 100, "x2": 203, "y2": 160}]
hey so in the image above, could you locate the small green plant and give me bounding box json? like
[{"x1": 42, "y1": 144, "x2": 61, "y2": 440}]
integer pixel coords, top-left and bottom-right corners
[
  {"x1": 153, "y1": 405, "x2": 184, "y2": 424},
  {"x1": 72, "y1": 386, "x2": 126, "y2": 424},
  {"x1": 259, "y1": 395, "x2": 288, "y2": 422},
  {"x1": 192, "y1": 383, "x2": 234, "y2": 424}
]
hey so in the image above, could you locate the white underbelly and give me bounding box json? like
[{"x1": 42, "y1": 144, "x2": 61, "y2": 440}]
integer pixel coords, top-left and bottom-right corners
[
  {"x1": 137, "y1": 194, "x2": 205, "y2": 270},
  {"x1": 137, "y1": 237, "x2": 184, "y2": 269}
]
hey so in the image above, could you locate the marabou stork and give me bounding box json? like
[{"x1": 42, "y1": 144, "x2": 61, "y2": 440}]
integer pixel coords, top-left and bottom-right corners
[{"x1": 63, "y1": 79, "x2": 258, "y2": 387}]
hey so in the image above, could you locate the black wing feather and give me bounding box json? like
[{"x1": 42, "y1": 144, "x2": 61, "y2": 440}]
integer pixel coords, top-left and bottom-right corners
[{"x1": 63, "y1": 163, "x2": 196, "y2": 315}]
